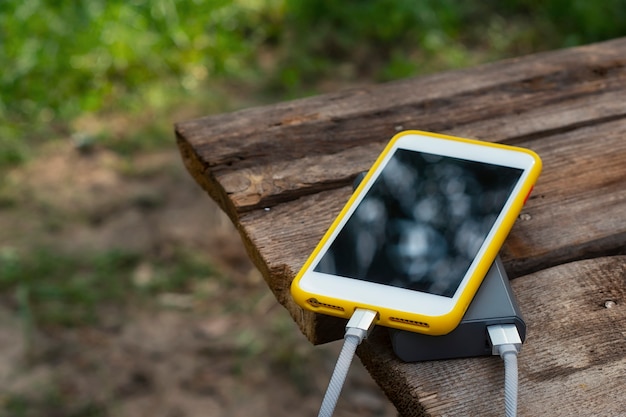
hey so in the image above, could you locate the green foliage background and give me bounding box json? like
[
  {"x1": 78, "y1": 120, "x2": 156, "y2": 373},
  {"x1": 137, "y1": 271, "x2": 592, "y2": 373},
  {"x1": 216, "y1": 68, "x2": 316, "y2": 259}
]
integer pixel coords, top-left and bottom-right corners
[{"x1": 2, "y1": 0, "x2": 626, "y2": 167}]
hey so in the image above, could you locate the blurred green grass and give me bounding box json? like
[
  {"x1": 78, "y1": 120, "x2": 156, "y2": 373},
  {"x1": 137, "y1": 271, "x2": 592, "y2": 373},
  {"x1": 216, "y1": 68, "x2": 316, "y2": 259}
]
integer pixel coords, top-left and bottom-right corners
[
  {"x1": 2, "y1": 0, "x2": 626, "y2": 168},
  {"x1": 0, "y1": 247, "x2": 217, "y2": 328},
  {"x1": 1, "y1": 0, "x2": 626, "y2": 328}
]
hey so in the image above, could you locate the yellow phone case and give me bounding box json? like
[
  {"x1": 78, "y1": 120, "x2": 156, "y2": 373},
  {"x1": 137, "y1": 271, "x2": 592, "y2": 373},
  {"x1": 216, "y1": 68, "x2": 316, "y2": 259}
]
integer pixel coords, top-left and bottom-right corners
[{"x1": 291, "y1": 130, "x2": 542, "y2": 335}]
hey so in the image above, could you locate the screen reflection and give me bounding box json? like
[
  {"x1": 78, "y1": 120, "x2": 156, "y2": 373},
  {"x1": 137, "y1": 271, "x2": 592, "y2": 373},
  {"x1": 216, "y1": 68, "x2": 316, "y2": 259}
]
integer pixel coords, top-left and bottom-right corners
[{"x1": 314, "y1": 149, "x2": 523, "y2": 297}]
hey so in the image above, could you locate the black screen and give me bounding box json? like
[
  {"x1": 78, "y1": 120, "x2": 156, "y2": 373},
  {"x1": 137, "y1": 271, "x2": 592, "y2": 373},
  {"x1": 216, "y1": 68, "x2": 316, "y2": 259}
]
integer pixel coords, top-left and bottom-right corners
[{"x1": 314, "y1": 149, "x2": 523, "y2": 297}]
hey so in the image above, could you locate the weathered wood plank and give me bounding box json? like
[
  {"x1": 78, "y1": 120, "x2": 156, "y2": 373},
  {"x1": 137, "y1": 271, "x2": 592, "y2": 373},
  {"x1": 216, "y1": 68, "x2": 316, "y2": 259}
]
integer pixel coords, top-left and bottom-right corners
[
  {"x1": 359, "y1": 256, "x2": 626, "y2": 417},
  {"x1": 178, "y1": 85, "x2": 626, "y2": 218},
  {"x1": 176, "y1": 38, "x2": 626, "y2": 219},
  {"x1": 499, "y1": 119, "x2": 626, "y2": 274}
]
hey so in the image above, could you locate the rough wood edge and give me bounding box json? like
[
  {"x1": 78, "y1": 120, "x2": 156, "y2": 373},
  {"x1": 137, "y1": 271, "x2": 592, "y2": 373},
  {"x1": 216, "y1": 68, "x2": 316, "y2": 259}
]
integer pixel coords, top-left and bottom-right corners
[
  {"x1": 175, "y1": 133, "x2": 238, "y2": 223},
  {"x1": 358, "y1": 255, "x2": 626, "y2": 417}
]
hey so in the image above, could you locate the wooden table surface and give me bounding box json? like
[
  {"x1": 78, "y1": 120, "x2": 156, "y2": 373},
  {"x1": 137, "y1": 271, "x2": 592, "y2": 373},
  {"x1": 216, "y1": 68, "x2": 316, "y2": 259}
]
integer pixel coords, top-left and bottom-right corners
[{"x1": 175, "y1": 38, "x2": 626, "y2": 416}]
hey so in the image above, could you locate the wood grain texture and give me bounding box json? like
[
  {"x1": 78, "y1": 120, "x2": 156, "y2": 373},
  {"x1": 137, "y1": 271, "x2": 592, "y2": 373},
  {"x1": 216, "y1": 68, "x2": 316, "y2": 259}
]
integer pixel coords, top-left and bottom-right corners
[
  {"x1": 175, "y1": 37, "x2": 626, "y2": 415},
  {"x1": 176, "y1": 37, "x2": 626, "y2": 217},
  {"x1": 359, "y1": 256, "x2": 626, "y2": 417}
]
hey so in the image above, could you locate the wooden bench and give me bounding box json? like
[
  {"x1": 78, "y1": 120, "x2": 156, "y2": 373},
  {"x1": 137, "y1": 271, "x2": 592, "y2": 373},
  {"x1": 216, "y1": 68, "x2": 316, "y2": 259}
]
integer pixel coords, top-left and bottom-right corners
[{"x1": 175, "y1": 38, "x2": 626, "y2": 416}]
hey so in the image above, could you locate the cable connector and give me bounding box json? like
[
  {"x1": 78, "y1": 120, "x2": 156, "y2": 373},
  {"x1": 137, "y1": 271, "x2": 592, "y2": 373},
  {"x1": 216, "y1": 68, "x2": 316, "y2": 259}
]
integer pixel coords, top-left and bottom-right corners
[
  {"x1": 345, "y1": 308, "x2": 378, "y2": 341},
  {"x1": 487, "y1": 324, "x2": 522, "y2": 417},
  {"x1": 487, "y1": 323, "x2": 522, "y2": 357},
  {"x1": 317, "y1": 308, "x2": 378, "y2": 417}
]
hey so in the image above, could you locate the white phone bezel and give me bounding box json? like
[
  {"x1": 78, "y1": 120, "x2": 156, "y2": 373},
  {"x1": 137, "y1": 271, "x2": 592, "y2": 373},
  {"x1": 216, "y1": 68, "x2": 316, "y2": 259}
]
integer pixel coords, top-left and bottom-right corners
[{"x1": 297, "y1": 132, "x2": 538, "y2": 318}]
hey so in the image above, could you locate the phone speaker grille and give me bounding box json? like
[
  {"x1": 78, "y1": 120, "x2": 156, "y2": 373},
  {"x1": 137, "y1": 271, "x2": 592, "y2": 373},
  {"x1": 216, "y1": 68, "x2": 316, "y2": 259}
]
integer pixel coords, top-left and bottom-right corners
[
  {"x1": 389, "y1": 316, "x2": 430, "y2": 328},
  {"x1": 306, "y1": 298, "x2": 345, "y2": 312}
]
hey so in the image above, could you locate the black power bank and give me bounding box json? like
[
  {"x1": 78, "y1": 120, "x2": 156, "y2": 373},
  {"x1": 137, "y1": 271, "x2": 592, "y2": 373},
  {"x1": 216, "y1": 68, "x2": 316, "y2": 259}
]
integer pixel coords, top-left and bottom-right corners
[{"x1": 390, "y1": 256, "x2": 526, "y2": 362}]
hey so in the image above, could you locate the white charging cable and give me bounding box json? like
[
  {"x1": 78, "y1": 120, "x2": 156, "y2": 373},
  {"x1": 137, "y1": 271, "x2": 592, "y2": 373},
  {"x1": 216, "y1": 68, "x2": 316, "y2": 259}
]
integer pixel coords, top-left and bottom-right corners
[
  {"x1": 488, "y1": 324, "x2": 523, "y2": 417},
  {"x1": 318, "y1": 308, "x2": 378, "y2": 417},
  {"x1": 319, "y1": 315, "x2": 521, "y2": 417}
]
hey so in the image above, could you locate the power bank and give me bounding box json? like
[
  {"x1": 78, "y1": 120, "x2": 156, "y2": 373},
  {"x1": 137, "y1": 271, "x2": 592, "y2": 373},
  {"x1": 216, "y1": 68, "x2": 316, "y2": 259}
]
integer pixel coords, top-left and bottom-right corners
[{"x1": 390, "y1": 256, "x2": 526, "y2": 361}]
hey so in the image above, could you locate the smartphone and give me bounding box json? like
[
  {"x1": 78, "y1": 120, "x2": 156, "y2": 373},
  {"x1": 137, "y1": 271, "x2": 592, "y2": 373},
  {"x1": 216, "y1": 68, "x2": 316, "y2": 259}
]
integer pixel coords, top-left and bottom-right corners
[{"x1": 291, "y1": 130, "x2": 542, "y2": 335}]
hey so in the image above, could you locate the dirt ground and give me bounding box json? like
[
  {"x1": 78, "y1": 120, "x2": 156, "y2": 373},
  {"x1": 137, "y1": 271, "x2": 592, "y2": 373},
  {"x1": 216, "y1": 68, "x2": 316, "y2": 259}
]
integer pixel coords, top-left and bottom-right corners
[{"x1": 0, "y1": 142, "x2": 397, "y2": 417}]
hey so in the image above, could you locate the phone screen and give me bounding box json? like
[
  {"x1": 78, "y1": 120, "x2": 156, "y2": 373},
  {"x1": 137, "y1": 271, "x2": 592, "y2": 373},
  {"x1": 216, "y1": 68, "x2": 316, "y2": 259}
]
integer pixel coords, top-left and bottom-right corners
[{"x1": 314, "y1": 149, "x2": 523, "y2": 297}]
